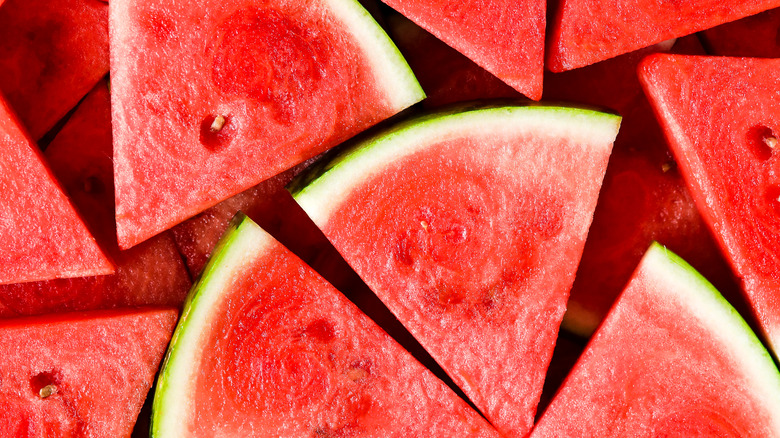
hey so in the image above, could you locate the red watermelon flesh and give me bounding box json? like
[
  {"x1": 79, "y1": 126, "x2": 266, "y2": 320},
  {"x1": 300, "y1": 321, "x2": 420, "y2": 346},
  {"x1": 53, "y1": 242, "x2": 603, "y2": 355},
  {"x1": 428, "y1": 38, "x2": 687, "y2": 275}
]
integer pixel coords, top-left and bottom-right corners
[
  {"x1": 380, "y1": 0, "x2": 544, "y2": 100},
  {"x1": 0, "y1": 0, "x2": 109, "y2": 140},
  {"x1": 0, "y1": 81, "x2": 191, "y2": 317},
  {"x1": 0, "y1": 92, "x2": 113, "y2": 285},
  {"x1": 153, "y1": 214, "x2": 500, "y2": 437},
  {"x1": 701, "y1": 7, "x2": 780, "y2": 57},
  {"x1": 0, "y1": 307, "x2": 178, "y2": 437},
  {"x1": 292, "y1": 106, "x2": 619, "y2": 437},
  {"x1": 385, "y1": 13, "x2": 524, "y2": 107},
  {"x1": 639, "y1": 54, "x2": 780, "y2": 354},
  {"x1": 110, "y1": 0, "x2": 424, "y2": 249},
  {"x1": 531, "y1": 244, "x2": 780, "y2": 437},
  {"x1": 544, "y1": 40, "x2": 741, "y2": 336},
  {"x1": 547, "y1": 0, "x2": 780, "y2": 71}
]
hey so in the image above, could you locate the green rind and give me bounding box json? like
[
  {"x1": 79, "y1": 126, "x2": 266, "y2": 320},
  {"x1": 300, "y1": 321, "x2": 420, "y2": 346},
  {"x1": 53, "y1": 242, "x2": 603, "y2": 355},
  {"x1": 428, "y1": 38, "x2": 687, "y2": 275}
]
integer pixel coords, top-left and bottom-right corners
[
  {"x1": 151, "y1": 212, "x2": 258, "y2": 437},
  {"x1": 288, "y1": 104, "x2": 621, "y2": 217}
]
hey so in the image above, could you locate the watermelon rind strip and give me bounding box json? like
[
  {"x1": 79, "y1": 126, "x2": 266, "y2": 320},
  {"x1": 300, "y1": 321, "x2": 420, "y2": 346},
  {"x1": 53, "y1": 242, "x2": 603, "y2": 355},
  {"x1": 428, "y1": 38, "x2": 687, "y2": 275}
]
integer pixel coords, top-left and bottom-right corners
[
  {"x1": 151, "y1": 212, "x2": 269, "y2": 437},
  {"x1": 644, "y1": 242, "x2": 780, "y2": 427},
  {"x1": 289, "y1": 104, "x2": 621, "y2": 225}
]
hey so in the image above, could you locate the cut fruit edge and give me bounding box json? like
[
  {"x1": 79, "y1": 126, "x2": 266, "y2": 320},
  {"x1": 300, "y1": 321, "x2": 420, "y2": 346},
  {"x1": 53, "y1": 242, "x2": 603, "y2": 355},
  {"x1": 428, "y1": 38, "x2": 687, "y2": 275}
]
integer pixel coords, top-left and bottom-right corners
[{"x1": 290, "y1": 104, "x2": 621, "y2": 225}]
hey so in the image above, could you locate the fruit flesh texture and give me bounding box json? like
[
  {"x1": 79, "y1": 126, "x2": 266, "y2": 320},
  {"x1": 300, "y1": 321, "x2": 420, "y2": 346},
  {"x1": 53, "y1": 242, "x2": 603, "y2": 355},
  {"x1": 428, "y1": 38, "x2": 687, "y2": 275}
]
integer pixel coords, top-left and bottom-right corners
[
  {"x1": 293, "y1": 107, "x2": 618, "y2": 438},
  {"x1": 531, "y1": 244, "x2": 780, "y2": 437},
  {"x1": 155, "y1": 215, "x2": 500, "y2": 437},
  {"x1": 639, "y1": 54, "x2": 780, "y2": 354},
  {"x1": 110, "y1": 0, "x2": 423, "y2": 249},
  {"x1": 0, "y1": 81, "x2": 191, "y2": 317},
  {"x1": 0, "y1": 0, "x2": 109, "y2": 139},
  {"x1": 0, "y1": 92, "x2": 113, "y2": 285},
  {"x1": 544, "y1": 39, "x2": 741, "y2": 336},
  {"x1": 0, "y1": 308, "x2": 178, "y2": 437},
  {"x1": 701, "y1": 7, "x2": 780, "y2": 58},
  {"x1": 380, "y1": 0, "x2": 545, "y2": 100},
  {"x1": 385, "y1": 12, "x2": 523, "y2": 107},
  {"x1": 547, "y1": 0, "x2": 780, "y2": 71}
]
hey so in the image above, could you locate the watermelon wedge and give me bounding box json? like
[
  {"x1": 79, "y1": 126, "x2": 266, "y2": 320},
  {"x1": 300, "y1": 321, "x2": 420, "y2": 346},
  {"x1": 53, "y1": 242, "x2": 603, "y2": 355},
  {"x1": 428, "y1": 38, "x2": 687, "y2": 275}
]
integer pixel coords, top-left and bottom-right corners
[
  {"x1": 531, "y1": 243, "x2": 780, "y2": 436},
  {"x1": 543, "y1": 40, "x2": 740, "y2": 336},
  {"x1": 386, "y1": 13, "x2": 523, "y2": 107},
  {"x1": 379, "y1": 0, "x2": 545, "y2": 99},
  {"x1": 547, "y1": 0, "x2": 780, "y2": 71},
  {"x1": 110, "y1": 0, "x2": 424, "y2": 249},
  {"x1": 639, "y1": 54, "x2": 780, "y2": 353},
  {"x1": 0, "y1": 81, "x2": 191, "y2": 317},
  {"x1": 153, "y1": 214, "x2": 499, "y2": 437},
  {"x1": 0, "y1": 0, "x2": 109, "y2": 139},
  {"x1": 701, "y1": 7, "x2": 780, "y2": 58},
  {"x1": 291, "y1": 105, "x2": 619, "y2": 437},
  {"x1": 0, "y1": 92, "x2": 113, "y2": 285},
  {"x1": 0, "y1": 307, "x2": 178, "y2": 436}
]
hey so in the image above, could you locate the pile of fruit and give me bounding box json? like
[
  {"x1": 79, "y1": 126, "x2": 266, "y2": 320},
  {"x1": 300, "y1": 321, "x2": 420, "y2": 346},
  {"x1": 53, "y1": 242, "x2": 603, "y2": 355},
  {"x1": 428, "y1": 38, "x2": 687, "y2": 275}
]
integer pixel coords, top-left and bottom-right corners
[{"x1": 1, "y1": 0, "x2": 779, "y2": 435}]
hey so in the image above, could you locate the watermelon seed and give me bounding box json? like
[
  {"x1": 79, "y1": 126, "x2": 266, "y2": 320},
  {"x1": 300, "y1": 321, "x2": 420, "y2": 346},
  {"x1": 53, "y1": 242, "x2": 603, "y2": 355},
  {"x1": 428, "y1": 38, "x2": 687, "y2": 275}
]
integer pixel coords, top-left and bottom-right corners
[
  {"x1": 210, "y1": 115, "x2": 226, "y2": 132},
  {"x1": 39, "y1": 384, "x2": 57, "y2": 399},
  {"x1": 661, "y1": 161, "x2": 675, "y2": 173},
  {"x1": 766, "y1": 136, "x2": 778, "y2": 149},
  {"x1": 421, "y1": 220, "x2": 429, "y2": 230},
  {"x1": 747, "y1": 125, "x2": 776, "y2": 161}
]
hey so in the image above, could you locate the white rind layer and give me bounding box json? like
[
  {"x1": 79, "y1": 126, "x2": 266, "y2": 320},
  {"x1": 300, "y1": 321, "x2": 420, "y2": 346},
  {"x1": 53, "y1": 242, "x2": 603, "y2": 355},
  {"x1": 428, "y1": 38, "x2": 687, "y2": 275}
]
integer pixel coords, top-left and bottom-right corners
[
  {"x1": 152, "y1": 216, "x2": 272, "y2": 437},
  {"x1": 325, "y1": 0, "x2": 424, "y2": 110},
  {"x1": 645, "y1": 243, "x2": 780, "y2": 434},
  {"x1": 293, "y1": 105, "x2": 621, "y2": 226}
]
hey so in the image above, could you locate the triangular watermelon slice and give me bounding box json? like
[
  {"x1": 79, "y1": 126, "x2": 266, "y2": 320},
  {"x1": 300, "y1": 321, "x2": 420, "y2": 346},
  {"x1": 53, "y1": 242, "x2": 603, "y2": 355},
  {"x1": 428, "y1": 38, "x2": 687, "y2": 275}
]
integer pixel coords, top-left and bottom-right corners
[
  {"x1": 0, "y1": 0, "x2": 109, "y2": 139},
  {"x1": 291, "y1": 105, "x2": 619, "y2": 437},
  {"x1": 380, "y1": 0, "x2": 544, "y2": 100},
  {"x1": 0, "y1": 92, "x2": 113, "y2": 285},
  {"x1": 639, "y1": 54, "x2": 780, "y2": 354},
  {"x1": 531, "y1": 243, "x2": 780, "y2": 436},
  {"x1": 701, "y1": 7, "x2": 780, "y2": 58},
  {"x1": 0, "y1": 81, "x2": 191, "y2": 317},
  {"x1": 0, "y1": 307, "x2": 178, "y2": 436},
  {"x1": 153, "y1": 214, "x2": 499, "y2": 437},
  {"x1": 110, "y1": 0, "x2": 424, "y2": 249},
  {"x1": 547, "y1": 0, "x2": 780, "y2": 71}
]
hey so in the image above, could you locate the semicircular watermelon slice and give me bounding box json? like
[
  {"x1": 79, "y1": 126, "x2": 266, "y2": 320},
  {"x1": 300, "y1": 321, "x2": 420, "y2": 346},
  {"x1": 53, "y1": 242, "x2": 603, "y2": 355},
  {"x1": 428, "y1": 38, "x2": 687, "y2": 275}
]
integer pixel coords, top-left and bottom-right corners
[
  {"x1": 290, "y1": 105, "x2": 620, "y2": 437},
  {"x1": 110, "y1": 0, "x2": 424, "y2": 249},
  {"x1": 531, "y1": 243, "x2": 780, "y2": 436},
  {"x1": 639, "y1": 54, "x2": 780, "y2": 354},
  {"x1": 153, "y1": 213, "x2": 499, "y2": 437}
]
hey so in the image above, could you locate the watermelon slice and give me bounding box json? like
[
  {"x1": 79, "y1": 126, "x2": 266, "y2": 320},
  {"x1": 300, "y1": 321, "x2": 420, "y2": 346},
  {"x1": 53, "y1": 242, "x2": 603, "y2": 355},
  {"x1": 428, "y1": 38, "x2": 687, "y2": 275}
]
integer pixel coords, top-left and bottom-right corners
[
  {"x1": 0, "y1": 81, "x2": 191, "y2": 317},
  {"x1": 110, "y1": 0, "x2": 424, "y2": 249},
  {"x1": 386, "y1": 12, "x2": 523, "y2": 107},
  {"x1": 0, "y1": 307, "x2": 178, "y2": 436},
  {"x1": 701, "y1": 7, "x2": 780, "y2": 58},
  {"x1": 0, "y1": 0, "x2": 109, "y2": 139},
  {"x1": 153, "y1": 214, "x2": 499, "y2": 437},
  {"x1": 543, "y1": 40, "x2": 740, "y2": 336},
  {"x1": 0, "y1": 92, "x2": 113, "y2": 285},
  {"x1": 639, "y1": 54, "x2": 780, "y2": 353},
  {"x1": 547, "y1": 0, "x2": 780, "y2": 71},
  {"x1": 531, "y1": 243, "x2": 780, "y2": 436},
  {"x1": 379, "y1": 0, "x2": 544, "y2": 100},
  {"x1": 291, "y1": 105, "x2": 619, "y2": 437}
]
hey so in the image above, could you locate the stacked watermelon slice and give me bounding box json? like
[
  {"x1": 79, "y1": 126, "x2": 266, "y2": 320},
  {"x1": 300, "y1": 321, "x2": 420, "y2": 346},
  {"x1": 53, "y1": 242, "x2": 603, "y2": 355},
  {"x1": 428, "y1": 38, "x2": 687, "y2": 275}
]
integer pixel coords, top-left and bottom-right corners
[{"x1": 3, "y1": 0, "x2": 780, "y2": 434}]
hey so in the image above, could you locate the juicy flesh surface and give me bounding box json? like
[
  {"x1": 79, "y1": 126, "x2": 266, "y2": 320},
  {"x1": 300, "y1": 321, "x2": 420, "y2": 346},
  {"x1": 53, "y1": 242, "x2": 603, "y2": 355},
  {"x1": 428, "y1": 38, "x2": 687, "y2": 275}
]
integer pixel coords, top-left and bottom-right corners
[
  {"x1": 307, "y1": 116, "x2": 613, "y2": 437},
  {"x1": 544, "y1": 43, "x2": 738, "y2": 336},
  {"x1": 0, "y1": 82, "x2": 191, "y2": 317},
  {"x1": 548, "y1": 0, "x2": 780, "y2": 71},
  {"x1": 169, "y1": 220, "x2": 499, "y2": 437},
  {"x1": 640, "y1": 55, "x2": 780, "y2": 353},
  {"x1": 701, "y1": 7, "x2": 780, "y2": 58},
  {"x1": 0, "y1": 94, "x2": 113, "y2": 285},
  {"x1": 381, "y1": 0, "x2": 544, "y2": 99},
  {"x1": 0, "y1": 0, "x2": 109, "y2": 139},
  {"x1": 0, "y1": 309, "x2": 177, "y2": 437},
  {"x1": 531, "y1": 247, "x2": 780, "y2": 437},
  {"x1": 110, "y1": 0, "x2": 414, "y2": 248}
]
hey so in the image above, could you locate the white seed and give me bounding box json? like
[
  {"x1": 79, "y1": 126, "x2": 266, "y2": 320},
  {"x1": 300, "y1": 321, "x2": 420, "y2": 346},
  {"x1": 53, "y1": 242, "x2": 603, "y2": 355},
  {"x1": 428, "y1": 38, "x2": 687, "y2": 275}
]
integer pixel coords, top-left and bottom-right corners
[
  {"x1": 39, "y1": 384, "x2": 57, "y2": 398},
  {"x1": 210, "y1": 115, "x2": 226, "y2": 132},
  {"x1": 765, "y1": 136, "x2": 778, "y2": 149}
]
